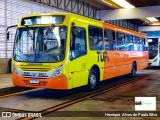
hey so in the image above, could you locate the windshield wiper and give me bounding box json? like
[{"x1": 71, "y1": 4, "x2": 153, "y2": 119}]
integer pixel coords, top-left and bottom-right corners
[{"x1": 25, "y1": 25, "x2": 34, "y2": 40}]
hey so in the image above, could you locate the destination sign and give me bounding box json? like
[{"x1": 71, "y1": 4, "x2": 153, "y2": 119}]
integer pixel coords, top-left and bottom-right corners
[{"x1": 21, "y1": 15, "x2": 65, "y2": 25}]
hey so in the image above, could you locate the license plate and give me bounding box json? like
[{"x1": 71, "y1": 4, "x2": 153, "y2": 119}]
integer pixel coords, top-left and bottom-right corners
[{"x1": 30, "y1": 79, "x2": 39, "y2": 84}]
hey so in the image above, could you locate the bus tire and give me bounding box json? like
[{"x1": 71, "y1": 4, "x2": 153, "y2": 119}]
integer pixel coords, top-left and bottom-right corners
[
  {"x1": 86, "y1": 69, "x2": 97, "y2": 91},
  {"x1": 130, "y1": 63, "x2": 136, "y2": 78}
]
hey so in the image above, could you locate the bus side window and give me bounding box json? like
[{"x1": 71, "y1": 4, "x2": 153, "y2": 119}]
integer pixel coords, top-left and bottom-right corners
[
  {"x1": 126, "y1": 34, "x2": 133, "y2": 51},
  {"x1": 89, "y1": 26, "x2": 103, "y2": 50},
  {"x1": 116, "y1": 32, "x2": 125, "y2": 50},
  {"x1": 104, "y1": 29, "x2": 116, "y2": 50},
  {"x1": 141, "y1": 37, "x2": 145, "y2": 51},
  {"x1": 139, "y1": 38, "x2": 143, "y2": 51},
  {"x1": 70, "y1": 27, "x2": 87, "y2": 60},
  {"x1": 145, "y1": 38, "x2": 149, "y2": 51},
  {"x1": 134, "y1": 36, "x2": 140, "y2": 51}
]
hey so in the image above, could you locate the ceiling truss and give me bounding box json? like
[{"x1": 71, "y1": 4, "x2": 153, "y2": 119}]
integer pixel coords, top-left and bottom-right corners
[{"x1": 30, "y1": 0, "x2": 97, "y2": 19}]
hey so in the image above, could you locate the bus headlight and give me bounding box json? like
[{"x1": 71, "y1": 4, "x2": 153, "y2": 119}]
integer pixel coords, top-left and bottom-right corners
[
  {"x1": 12, "y1": 64, "x2": 18, "y2": 75},
  {"x1": 52, "y1": 64, "x2": 63, "y2": 77}
]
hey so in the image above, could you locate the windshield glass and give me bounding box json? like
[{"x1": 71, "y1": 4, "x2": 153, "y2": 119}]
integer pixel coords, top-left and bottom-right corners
[
  {"x1": 13, "y1": 26, "x2": 67, "y2": 62},
  {"x1": 148, "y1": 38, "x2": 158, "y2": 59}
]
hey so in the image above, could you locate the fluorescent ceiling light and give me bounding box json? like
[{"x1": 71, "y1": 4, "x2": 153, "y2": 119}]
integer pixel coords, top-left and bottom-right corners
[
  {"x1": 146, "y1": 17, "x2": 159, "y2": 22},
  {"x1": 111, "y1": 0, "x2": 135, "y2": 8},
  {"x1": 102, "y1": 0, "x2": 113, "y2": 6},
  {"x1": 150, "y1": 22, "x2": 160, "y2": 25}
]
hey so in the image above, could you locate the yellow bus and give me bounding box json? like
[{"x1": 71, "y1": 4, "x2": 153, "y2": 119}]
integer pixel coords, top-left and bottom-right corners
[{"x1": 11, "y1": 12, "x2": 148, "y2": 91}]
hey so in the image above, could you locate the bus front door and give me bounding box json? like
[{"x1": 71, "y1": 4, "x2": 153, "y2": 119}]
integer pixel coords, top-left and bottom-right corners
[{"x1": 68, "y1": 26, "x2": 88, "y2": 88}]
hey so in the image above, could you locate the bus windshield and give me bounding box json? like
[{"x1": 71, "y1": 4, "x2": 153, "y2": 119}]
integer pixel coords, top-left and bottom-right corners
[
  {"x1": 148, "y1": 38, "x2": 158, "y2": 59},
  {"x1": 13, "y1": 26, "x2": 67, "y2": 62}
]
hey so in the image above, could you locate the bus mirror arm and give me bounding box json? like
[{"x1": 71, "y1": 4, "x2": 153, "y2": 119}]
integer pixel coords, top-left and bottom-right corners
[
  {"x1": 6, "y1": 25, "x2": 17, "y2": 40},
  {"x1": 7, "y1": 32, "x2": 10, "y2": 41}
]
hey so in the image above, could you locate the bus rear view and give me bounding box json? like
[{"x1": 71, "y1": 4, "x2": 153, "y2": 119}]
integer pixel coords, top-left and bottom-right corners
[{"x1": 148, "y1": 38, "x2": 160, "y2": 66}]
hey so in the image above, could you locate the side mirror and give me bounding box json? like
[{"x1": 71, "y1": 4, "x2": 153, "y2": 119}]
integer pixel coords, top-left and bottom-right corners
[
  {"x1": 6, "y1": 25, "x2": 17, "y2": 40},
  {"x1": 51, "y1": 24, "x2": 55, "y2": 30},
  {"x1": 7, "y1": 32, "x2": 10, "y2": 40}
]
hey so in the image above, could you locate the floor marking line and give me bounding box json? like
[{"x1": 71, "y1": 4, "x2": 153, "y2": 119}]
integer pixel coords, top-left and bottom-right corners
[{"x1": 0, "y1": 88, "x2": 43, "y2": 99}]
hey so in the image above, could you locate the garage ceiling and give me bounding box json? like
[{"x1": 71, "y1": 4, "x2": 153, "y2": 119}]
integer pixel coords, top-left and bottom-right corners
[
  {"x1": 78, "y1": 0, "x2": 160, "y2": 25},
  {"x1": 78, "y1": 0, "x2": 113, "y2": 9},
  {"x1": 79, "y1": 0, "x2": 160, "y2": 10},
  {"x1": 127, "y1": 0, "x2": 160, "y2": 7},
  {"x1": 128, "y1": 0, "x2": 160, "y2": 22},
  {"x1": 127, "y1": 0, "x2": 160, "y2": 21}
]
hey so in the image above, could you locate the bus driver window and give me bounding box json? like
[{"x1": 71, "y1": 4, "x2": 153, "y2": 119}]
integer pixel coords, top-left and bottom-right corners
[{"x1": 70, "y1": 27, "x2": 87, "y2": 60}]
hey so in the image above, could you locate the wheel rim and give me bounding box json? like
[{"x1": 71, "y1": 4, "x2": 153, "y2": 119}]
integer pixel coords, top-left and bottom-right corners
[{"x1": 89, "y1": 74, "x2": 96, "y2": 89}]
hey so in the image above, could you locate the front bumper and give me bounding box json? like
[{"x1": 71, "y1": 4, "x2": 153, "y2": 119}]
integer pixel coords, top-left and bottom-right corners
[{"x1": 12, "y1": 72, "x2": 68, "y2": 90}]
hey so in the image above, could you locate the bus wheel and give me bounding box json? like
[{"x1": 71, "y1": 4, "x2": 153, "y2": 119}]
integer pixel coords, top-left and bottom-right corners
[
  {"x1": 130, "y1": 63, "x2": 136, "y2": 78},
  {"x1": 86, "y1": 69, "x2": 97, "y2": 91}
]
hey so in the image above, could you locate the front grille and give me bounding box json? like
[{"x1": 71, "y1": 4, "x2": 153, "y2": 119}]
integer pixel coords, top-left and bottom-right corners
[
  {"x1": 20, "y1": 65, "x2": 53, "y2": 72},
  {"x1": 23, "y1": 80, "x2": 48, "y2": 86}
]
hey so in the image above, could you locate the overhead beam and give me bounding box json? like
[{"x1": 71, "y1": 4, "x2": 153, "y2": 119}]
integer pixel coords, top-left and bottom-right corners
[
  {"x1": 138, "y1": 26, "x2": 160, "y2": 31},
  {"x1": 98, "y1": 6, "x2": 160, "y2": 20},
  {"x1": 30, "y1": 0, "x2": 97, "y2": 19}
]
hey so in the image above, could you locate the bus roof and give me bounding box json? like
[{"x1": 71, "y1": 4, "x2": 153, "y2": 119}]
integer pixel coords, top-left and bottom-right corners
[{"x1": 18, "y1": 12, "x2": 146, "y2": 37}]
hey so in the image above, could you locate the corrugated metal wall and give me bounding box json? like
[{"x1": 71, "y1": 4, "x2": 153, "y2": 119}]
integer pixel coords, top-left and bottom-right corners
[{"x1": 0, "y1": 0, "x2": 65, "y2": 58}]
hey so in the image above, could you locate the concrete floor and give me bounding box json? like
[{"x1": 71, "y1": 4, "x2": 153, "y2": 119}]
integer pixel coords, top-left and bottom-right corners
[
  {"x1": 0, "y1": 69, "x2": 160, "y2": 120},
  {"x1": 36, "y1": 69, "x2": 160, "y2": 120},
  {"x1": 0, "y1": 74, "x2": 13, "y2": 89}
]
